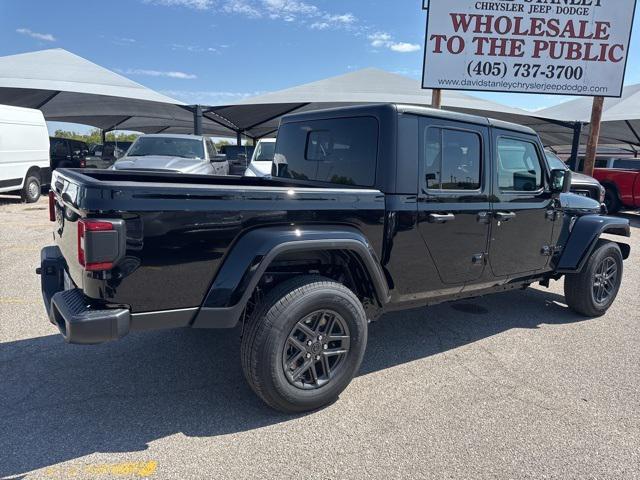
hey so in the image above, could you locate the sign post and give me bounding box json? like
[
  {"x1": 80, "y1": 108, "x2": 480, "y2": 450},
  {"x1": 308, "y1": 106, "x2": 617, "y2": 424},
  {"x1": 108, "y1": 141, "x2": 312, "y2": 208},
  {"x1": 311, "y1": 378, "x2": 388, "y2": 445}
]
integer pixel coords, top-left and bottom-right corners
[
  {"x1": 431, "y1": 89, "x2": 442, "y2": 109},
  {"x1": 584, "y1": 96, "x2": 606, "y2": 176},
  {"x1": 421, "y1": 0, "x2": 636, "y2": 167}
]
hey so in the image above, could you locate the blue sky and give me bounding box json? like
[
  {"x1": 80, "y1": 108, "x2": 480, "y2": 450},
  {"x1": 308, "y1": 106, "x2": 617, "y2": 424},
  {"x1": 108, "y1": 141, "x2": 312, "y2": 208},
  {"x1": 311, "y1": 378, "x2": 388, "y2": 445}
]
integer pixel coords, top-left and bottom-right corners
[{"x1": 1, "y1": 0, "x2": 639, "y2": 133}]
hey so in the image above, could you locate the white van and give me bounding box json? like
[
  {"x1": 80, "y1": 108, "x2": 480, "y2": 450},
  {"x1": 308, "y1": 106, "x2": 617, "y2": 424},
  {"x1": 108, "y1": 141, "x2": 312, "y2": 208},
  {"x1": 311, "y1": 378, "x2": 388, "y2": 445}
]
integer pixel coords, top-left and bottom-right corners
[{"x1": 0, "y1": 104, "x2": 50, "y2": 202}]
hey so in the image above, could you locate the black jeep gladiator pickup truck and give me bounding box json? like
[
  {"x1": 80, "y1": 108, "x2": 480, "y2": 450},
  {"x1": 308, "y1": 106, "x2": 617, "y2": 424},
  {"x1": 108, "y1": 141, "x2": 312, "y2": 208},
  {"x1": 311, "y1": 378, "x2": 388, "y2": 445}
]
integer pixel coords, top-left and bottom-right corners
[{"x1": 39, "y1": 104, "x2": 631, "y2": 412}]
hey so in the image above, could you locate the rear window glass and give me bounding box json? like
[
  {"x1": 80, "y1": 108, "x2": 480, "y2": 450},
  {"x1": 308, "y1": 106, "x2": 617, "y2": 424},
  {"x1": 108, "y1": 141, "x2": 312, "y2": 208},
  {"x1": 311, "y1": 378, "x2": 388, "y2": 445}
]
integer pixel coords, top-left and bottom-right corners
[{"x1": 274, "y1": 117, "x2": 378, "y2": 186}]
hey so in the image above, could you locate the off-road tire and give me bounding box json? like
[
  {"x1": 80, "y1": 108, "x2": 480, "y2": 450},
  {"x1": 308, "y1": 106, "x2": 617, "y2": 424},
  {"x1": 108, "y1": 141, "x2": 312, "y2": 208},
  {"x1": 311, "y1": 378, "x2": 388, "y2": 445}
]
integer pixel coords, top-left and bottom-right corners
[
  {"x1": 564, "y1": 241, "x2": 623, "y2": 317},
  {"x1": 241, "y1": 275, "x2": 367, "y2": 413},
  {"x1": 21, "y1": 173, "x2": 41, "y2": 203}
]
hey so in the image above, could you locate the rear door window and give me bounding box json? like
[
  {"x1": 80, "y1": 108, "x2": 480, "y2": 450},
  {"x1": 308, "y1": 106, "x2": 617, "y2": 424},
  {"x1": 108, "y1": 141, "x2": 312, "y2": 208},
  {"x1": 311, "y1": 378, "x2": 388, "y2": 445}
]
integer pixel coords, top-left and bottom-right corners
[
  {"x1": 422, "y1": 127, "x2": 481, "y2": 191},
  {"x1": 274, "y1": 117, "x2": 378, "y2": 186}
]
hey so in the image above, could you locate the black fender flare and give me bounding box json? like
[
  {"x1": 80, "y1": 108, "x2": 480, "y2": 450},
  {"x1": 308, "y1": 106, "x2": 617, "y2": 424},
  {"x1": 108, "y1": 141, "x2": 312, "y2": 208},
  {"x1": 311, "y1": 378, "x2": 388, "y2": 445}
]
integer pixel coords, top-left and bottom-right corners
[
  {"x1": 556, "y1": 215, "x2": 630, "y2": 273},
  {"x1": 192, "y1": 225, "x2": 390, "y2": 329}
]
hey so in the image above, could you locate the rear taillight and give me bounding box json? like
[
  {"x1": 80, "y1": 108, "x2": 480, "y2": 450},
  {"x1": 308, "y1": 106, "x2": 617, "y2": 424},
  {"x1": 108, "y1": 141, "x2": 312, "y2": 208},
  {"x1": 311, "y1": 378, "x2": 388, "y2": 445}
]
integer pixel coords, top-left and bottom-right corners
[
  {"x1": 48, "y1": 191, "x2": 56, "y2": 222},
  {"x1": 78, "y1": 219, "x2": 115, "y2": 271},
  {"x1": 80, "y1": 158, "x2": 86, "y2": 168}
]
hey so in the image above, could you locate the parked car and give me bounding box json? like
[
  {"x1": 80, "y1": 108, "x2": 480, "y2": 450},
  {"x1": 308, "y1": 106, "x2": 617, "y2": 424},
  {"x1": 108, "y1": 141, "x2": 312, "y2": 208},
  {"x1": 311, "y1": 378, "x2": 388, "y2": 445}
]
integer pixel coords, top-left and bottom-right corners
[
  {"x1": 577, "y1": 156, "x2": 640, "y2": 171},
  {"x1": 545, "y1": 151, "x2": 605, "y2": 204},
  {"x1": 0, "y1": 104, "x2": 50, "y2": 202},
  {"x1": 112, "y1": 134, "x2": 229, "y2": 176},
  {"x1": 244, "y1": 138, "x2": 276, "y2": 177},
  {"x1": 89, "y1": 141, "x2": 133, "y2": 158},
  {"x1": 219, "y1": 145, "x2": 256, "y2": 175},
  {"x1": 50, "y1": 137, "x2": 89, "y2": 171},
  {"x1": 86, "y1": 143, "x2": 130, "y2": 169},
  {"x1": 593, "y1": 168, "x2": 640, "y2": 213},
  {"x1": 39, "y1": 104, "x2": 631, "y2": 413}
]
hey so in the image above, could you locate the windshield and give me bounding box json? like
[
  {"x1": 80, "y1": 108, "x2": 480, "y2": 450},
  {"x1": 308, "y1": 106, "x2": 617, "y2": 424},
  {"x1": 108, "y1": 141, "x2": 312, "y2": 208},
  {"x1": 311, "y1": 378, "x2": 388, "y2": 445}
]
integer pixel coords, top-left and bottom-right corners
[
  {"x1": 545, "y1": 152, "x2": 567, "y2": 170},
  {"x1": 252, "y1": 141, "x2": 276, "y2": 162},
  {"x1": 127, "y1": 137, "x2": 204, "y2": 159}
]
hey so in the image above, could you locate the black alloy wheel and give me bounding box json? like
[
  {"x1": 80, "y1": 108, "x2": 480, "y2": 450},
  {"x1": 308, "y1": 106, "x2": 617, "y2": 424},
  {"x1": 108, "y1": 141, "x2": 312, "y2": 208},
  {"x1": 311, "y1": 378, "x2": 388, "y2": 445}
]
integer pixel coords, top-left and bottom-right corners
[
  {"x1": 591, "y1": 256, "x2": 619, "y2": 306},
  {"x1": 565, "y1": 241, "x2": 623, "y2": 317},
  {"x1": 282, "y1": 309, "x2": 351, "y2": 390}
]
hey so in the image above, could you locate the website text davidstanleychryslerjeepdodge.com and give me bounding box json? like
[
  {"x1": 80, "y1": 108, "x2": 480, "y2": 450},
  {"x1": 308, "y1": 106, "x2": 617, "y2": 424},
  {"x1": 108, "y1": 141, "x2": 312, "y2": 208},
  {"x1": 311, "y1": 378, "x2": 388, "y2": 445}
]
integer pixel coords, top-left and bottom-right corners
[{"x1": 423, "y1": 0, "x2": 632, "y2": 95}]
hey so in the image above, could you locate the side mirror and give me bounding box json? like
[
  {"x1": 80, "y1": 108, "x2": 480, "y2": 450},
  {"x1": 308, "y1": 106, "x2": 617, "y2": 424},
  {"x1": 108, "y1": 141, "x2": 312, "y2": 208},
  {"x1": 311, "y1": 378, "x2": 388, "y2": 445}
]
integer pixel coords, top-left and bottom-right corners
[
  {"x1": 211, "y1": 154, "x2": 227, "y2": 163},
  {"x1": 550, "y1": 168, "x2": 571, "y2": 193}
]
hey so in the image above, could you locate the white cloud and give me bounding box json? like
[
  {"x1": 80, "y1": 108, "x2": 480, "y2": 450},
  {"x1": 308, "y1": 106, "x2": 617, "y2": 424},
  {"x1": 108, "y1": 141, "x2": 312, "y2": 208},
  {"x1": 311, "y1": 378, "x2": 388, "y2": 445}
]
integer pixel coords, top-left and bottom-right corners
[
  {"x1": 144, "y1": 0, "x2": 357, "y2": 30},
  {"x1": 143, "y1": 0, "x2": 213, "y2": 8},
  {"x1": 369, "y1": 32, "x2": 392, "y2": 48},
  {"x1": 390, "y1": 42, "x2": 421, "y2": 53},
  {"x1": 144, "y1": 0, "x2": 416, "y2": 52},
  {"x1": 123, "y1": 68, "x2": 198, "y2": 79},
  {"x1": 369, "y1": 32, "x2": 420, "y2": 53},
  {"x1": 223, "y1": 0, "x2": 262, "y2": 17},
  {"x1": 16, "y1": 28, "x2": 56, "y2": 42}
]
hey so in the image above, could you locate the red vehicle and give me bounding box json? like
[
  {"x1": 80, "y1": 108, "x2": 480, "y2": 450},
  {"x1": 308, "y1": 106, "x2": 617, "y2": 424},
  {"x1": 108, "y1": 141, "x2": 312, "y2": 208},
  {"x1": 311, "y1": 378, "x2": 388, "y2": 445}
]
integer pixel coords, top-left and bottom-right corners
[{"x1": 593, "y1": 169, "x2": 640, "y2": 213}]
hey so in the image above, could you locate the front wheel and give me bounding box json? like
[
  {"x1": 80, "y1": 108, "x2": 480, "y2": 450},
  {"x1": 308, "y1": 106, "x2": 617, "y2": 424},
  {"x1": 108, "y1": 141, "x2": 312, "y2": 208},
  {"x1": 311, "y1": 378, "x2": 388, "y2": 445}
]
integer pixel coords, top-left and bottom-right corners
[
  {"x1": 604, "y1": 188, "x2": 621, "y2": 214},
  {"x1": 241, "y1": 275, "x2": 368, "y2": 413},
  {"x1": 564, "y1": 241, "x2": 623, "y2": 317}
]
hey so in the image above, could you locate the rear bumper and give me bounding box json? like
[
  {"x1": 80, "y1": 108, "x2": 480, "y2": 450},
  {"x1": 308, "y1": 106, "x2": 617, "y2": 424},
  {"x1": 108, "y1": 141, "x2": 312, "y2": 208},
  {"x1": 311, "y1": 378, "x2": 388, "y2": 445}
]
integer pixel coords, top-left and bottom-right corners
[{"x1": 38, "y1": 246, "x2": 130, "y2": 344}]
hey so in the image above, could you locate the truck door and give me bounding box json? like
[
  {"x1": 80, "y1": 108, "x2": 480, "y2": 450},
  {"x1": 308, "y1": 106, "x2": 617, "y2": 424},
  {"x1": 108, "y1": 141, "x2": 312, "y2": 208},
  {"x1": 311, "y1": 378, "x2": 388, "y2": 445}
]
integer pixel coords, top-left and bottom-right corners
[
  {"x1": 488, "y1": 131, "x2": 555, "y2": 277},
  {"x1": 417, "y1": 118, "x2": 492, "y2": 285}
]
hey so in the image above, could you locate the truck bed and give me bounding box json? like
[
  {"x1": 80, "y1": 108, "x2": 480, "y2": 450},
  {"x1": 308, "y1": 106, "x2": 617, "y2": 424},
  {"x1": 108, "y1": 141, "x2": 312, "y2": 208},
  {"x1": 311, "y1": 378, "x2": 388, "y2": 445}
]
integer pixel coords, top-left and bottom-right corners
[{"x1": 51, "y1": 169, "x2": 385, "y2": 313}]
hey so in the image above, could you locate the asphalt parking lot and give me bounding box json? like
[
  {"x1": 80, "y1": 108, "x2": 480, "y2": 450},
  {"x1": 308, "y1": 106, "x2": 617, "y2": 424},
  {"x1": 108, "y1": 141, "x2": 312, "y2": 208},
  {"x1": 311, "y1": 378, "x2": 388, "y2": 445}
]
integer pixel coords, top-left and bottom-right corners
[{"x1": 1, "y1": 195, "x2": 639, "y2": 480}]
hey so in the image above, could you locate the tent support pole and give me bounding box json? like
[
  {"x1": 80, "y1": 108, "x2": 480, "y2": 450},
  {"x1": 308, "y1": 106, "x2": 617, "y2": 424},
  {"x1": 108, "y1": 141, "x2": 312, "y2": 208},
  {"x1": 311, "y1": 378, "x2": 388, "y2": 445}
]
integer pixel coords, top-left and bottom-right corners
[
  {"x1": 102, "y1": 116, "x2": 133, "y2": 143},
  {"x1": 236, "y1": 131, "x2": 242, "y2": 146},
  {"x1": 569, "y1": 122, "x2": 583, "y2": 171},
  {"x1": 194, "y1": 105, "x2": 203, "y2": 135}
]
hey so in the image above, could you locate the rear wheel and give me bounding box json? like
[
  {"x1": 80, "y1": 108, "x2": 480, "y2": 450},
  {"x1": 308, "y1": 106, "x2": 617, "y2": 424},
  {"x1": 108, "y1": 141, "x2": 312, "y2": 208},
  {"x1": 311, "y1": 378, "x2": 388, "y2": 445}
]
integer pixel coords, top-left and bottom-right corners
[
  {"x1": 604, "y1": 187, "x2": 621, "y2": 214},
  {"x1": 241, "y1": 275, "x2": 367, "y2": 413},
  {"x1": 564, "y1": 241, "x2": 623, "y2": 317},
  {"x1": 21, "y1": 173, "x2": 41, "y2": 203}
]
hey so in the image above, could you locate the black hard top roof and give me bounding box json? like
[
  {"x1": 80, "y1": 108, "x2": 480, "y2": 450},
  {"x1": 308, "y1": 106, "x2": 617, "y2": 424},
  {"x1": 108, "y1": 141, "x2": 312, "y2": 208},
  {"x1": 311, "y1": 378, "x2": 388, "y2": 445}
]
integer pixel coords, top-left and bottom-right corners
[{"x1": 281, "y1": 103, "x2": 537, "y2": 136}]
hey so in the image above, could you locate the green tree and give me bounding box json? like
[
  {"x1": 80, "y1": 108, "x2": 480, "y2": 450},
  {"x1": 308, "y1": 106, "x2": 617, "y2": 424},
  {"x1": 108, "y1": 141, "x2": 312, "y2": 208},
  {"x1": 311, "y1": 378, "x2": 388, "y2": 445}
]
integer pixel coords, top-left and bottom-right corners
[{"x1": 52, "y1": 128, "x2": 140, "y2": 145}]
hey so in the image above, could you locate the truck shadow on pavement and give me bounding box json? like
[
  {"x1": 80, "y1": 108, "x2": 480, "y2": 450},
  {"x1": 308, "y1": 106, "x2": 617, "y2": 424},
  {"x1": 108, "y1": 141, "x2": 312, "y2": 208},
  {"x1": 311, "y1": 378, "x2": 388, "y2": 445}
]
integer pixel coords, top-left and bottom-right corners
[{"x1": 0, "y1": 288, "x2": 593, "y2": 478}]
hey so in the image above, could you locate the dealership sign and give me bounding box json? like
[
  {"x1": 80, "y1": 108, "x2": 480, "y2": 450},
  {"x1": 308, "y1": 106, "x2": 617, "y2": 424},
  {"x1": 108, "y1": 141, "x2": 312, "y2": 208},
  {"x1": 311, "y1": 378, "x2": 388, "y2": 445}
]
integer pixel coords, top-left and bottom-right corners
[{"x1": 422, "y1": 0, "x2": 637, "y2": 97}]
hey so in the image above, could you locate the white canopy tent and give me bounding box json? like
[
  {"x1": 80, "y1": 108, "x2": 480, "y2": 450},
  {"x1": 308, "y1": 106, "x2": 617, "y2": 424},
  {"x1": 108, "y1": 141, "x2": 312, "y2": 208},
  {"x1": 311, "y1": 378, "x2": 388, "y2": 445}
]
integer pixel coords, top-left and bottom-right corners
[
  {"x1": 0, "y1": 49, "x2": 235, "y2": 137},
  {"x1": 205, "y1": 68, "x2": 579, "y2": 146},
  {"x1": 538, "y1": 83, "x2": 640, "y2": 149}
]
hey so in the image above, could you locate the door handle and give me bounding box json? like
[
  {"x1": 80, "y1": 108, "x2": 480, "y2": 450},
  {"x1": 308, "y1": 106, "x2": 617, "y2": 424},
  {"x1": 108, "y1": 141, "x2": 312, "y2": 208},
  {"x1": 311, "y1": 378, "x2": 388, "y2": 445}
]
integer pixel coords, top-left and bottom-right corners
[
  {"x1": 477, "y1": 212, "x2": 491, "y2": 224},
  {"x1": 495, "y1": 212, "x2": 516, "y2": 222},
  {"x1": 428, "y1": 213, "x2": 456, "y2": 224}
]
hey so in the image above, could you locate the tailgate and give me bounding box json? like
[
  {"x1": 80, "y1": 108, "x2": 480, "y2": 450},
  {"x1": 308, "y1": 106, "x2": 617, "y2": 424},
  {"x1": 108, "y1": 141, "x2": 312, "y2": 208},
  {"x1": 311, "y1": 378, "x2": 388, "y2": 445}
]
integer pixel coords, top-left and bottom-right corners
[{"x1": 50, "y1": 170, "x2": 126, "y2": 290}]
